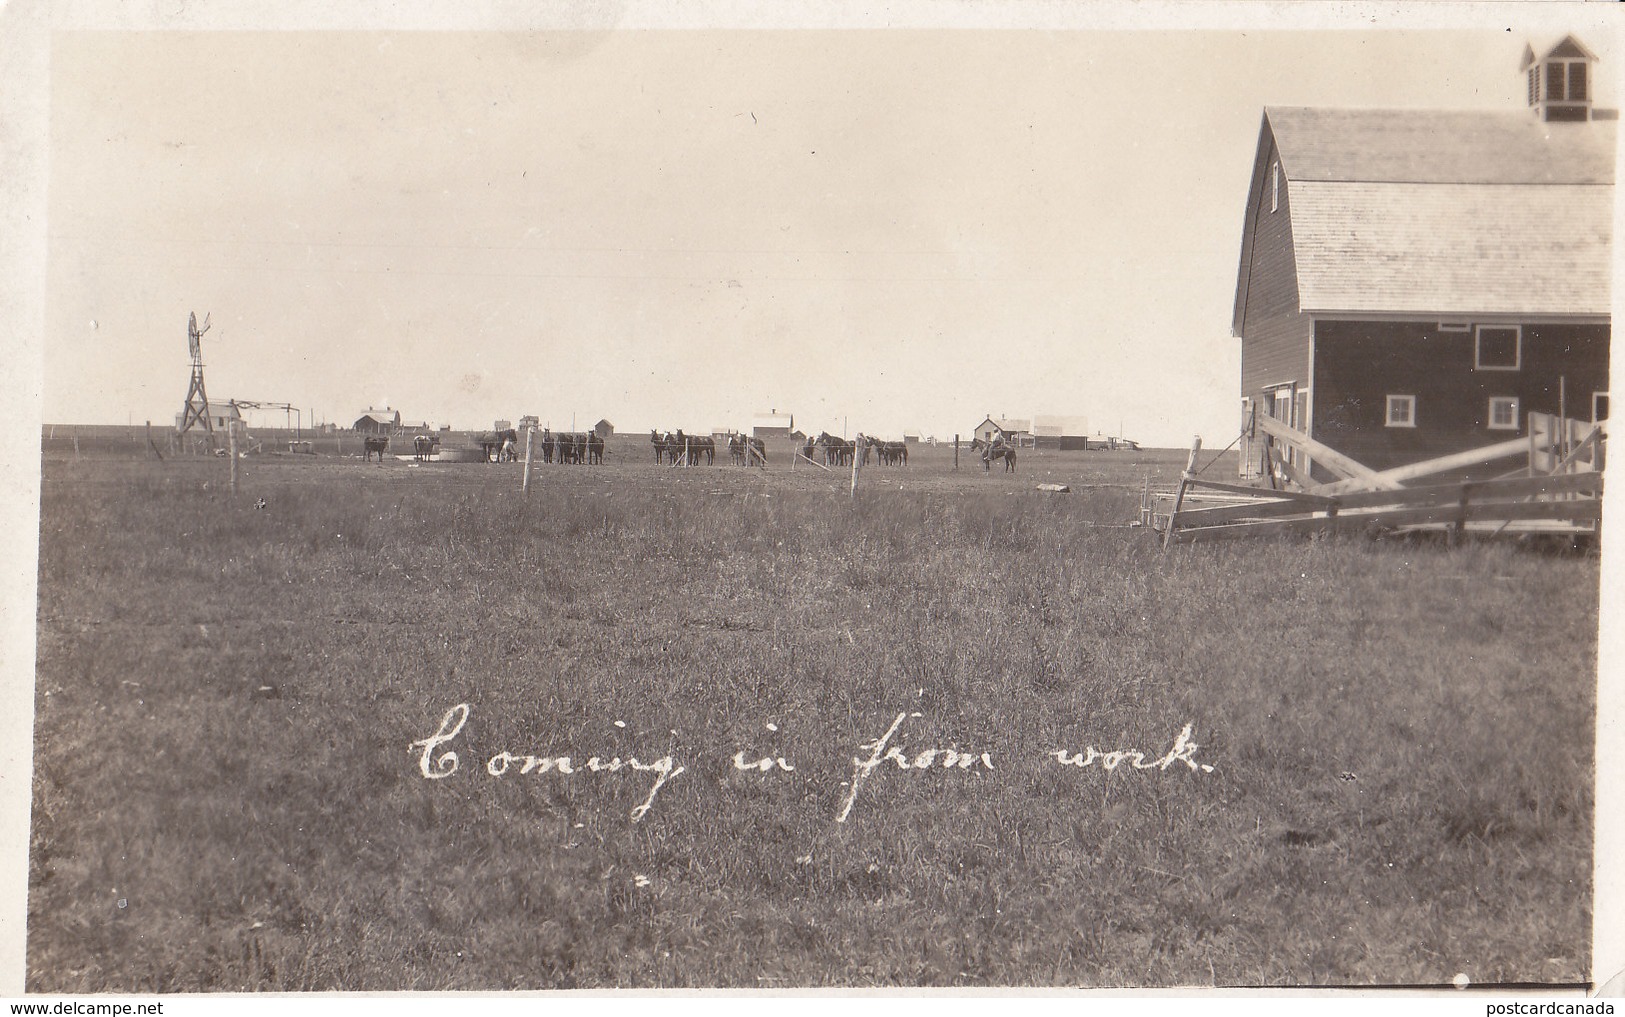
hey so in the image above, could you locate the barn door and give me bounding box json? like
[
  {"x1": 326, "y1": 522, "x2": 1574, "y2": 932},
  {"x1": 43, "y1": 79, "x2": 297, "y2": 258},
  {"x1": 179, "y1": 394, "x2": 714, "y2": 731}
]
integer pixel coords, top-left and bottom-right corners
[{"x1": 1264, "y1": 383, "x2": 1305, "y2": 480}]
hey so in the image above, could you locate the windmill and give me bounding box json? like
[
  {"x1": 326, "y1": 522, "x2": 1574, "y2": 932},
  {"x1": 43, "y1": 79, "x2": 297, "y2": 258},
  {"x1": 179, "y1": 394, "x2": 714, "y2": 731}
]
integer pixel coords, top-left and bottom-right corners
[{"x1": 177, "y1": 311, "x2": 215, "y2": 445}]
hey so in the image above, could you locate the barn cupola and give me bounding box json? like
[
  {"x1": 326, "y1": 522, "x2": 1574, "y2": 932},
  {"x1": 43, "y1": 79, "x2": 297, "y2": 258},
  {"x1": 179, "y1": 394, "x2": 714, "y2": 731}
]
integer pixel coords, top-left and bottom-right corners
[{"x1": 1523, "y1": 35, "x2": 1598, "y2": 122}]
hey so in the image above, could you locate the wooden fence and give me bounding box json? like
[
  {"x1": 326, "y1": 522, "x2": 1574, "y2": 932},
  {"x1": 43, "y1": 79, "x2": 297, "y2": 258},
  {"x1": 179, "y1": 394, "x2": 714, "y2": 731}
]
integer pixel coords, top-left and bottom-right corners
[{"x1": 1149, "y1": 413, "x2": 1605, "y2": 546}]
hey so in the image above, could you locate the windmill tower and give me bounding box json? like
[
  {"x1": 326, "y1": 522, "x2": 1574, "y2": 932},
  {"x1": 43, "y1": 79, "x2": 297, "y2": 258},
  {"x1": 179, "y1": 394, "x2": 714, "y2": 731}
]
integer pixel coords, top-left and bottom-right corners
[{"x1": 177, "y1": 311, "x2": 214, "y2": 446}]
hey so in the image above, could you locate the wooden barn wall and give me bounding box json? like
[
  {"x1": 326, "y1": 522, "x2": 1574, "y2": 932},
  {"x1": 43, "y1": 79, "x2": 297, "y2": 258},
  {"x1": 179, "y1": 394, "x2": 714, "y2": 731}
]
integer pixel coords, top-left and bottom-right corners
[
  {"x1": 1311, "y1": 319, "x2": 1610, "y2": 474},
  {"x1": 1238, "y1": 137, "x2": 1312, "y2": 407}
]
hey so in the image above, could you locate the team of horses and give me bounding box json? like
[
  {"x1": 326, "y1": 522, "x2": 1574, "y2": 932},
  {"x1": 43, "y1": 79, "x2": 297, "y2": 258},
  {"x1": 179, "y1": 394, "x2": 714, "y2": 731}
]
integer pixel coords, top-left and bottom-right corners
[
  {"x1": 798, "y1": 432, "x2": 911, "y2": 469},
  {"x1": 650, "y1": 430, "x2": 718, "y2": 466},
  {"x1": 361, "y1": 428, "x2": 1016, "y2": 473},
  {"x1": 474, "y1": 428, "x2": 605, "y2": 464}
]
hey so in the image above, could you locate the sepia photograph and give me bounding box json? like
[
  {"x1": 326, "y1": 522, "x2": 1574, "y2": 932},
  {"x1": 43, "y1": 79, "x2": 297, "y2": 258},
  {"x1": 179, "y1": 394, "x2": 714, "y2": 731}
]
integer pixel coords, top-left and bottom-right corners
[{"x1": 3, "y1": 0, "x2": 1620, "y2": 1001}]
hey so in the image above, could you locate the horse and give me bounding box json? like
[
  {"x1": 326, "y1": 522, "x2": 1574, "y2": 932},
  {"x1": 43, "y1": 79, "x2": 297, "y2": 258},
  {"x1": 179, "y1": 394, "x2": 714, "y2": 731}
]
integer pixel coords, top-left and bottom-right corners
[
  {"x1": 363, "y1": 435, "x2": 389, "y2": 462},
  {"x1": 872, "y1": 439, "x2": 908, "y2": 466},
  {"x1": 588, "y1": 432, "x2": 605, "y2": 465},
  {"x1": 479, "y1": 430, "x2": 517, "y2": 462},
  {"x1": 671, "y1": 430, "x2": 714, "y2": 466},
  {"x1": 816, "y1": 432, "x2": 853, "y2": 467},
  {"x1": 979, "y1": 439, "x2": 1017, "y2": 473},
  {"x1": 726, "y1": 434, "x2": 766, "y2": 466},
  {"x1": 651, "y1": 429, "x2": 668, "y2": 463},
  {"x1": 412, "y1": 434, "x2": 433, "y2": 461}
]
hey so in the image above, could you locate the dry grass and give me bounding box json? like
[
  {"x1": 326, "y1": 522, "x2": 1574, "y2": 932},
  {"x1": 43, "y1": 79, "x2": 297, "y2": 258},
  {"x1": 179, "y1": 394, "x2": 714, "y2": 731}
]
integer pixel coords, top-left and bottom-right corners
[{"x1": 27, "y1": 442, "x2": 1596, "y2": 990}]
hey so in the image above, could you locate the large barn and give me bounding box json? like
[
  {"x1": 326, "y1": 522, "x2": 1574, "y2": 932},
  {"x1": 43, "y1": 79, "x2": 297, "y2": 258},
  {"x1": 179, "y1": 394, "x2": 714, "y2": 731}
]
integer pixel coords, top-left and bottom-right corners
[
  {"x1": 752, "y1": 409, "x2": 794, "y2": 440},
  {"x1": 353, "y1": 408, "x2": 401, "y2": 434},
  {"x1": 1032, "y1": 414, "x2": 1091, "y2": 451},
  {"x1": 1230, "y1": 36, "x2": 1612, "y2": 483}
]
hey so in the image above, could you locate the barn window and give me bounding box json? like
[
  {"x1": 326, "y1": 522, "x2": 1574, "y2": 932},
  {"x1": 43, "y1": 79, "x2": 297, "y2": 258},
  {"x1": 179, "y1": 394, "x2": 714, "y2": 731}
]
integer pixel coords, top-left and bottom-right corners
[
  {"x1": 1437, "y1": 322, "x2": 1470, "y2": 332},
  {"x1": 1385, "y1": 395, "x2": 1415, "y2": 428},
  {"x1": 1594, "y1": 392, "x2": 1609, "y2": 423},
  {"x1": 1270, "y1": 162, "x2": 1280, "y2": 213},
  {"x1": 1547, "y1": 61, "x2": 1567, "y2": 103},
  {"x1": 1487, "y1": 397, "x2": 1520, "y2": 430},
  {"x1": 1474, "y1": 325, "x2": 1521, "y2": 371}
]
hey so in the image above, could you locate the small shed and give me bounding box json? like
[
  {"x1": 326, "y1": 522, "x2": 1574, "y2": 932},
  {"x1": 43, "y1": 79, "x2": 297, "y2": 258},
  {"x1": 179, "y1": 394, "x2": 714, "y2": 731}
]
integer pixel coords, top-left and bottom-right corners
[
  {"x1": 594, "y1": 419, "x2": 615, "y2": 438},
  {"x1": 175, "y1": 401, "x2": 244, "y2": 434}
]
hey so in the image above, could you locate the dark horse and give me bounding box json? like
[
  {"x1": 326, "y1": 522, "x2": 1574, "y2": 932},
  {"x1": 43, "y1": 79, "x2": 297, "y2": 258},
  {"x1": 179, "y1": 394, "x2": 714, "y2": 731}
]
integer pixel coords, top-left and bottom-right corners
[
  {"x1": 728, "y1": 434, "x2": 767, "y2": 466},
  {"x1": 816, "y1": 432, "x2": 853, "y2": 467},
  {"x1": 480, "y1": 429, "x2": 519, "y2": 462},
  {"x1": 363, "y1": 435, "x2": 389, "y2": 462}
]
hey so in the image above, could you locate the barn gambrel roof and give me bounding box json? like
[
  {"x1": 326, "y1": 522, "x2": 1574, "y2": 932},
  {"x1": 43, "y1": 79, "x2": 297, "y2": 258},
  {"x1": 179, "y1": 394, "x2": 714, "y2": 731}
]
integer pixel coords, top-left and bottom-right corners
[{"x1": 1233, "y1": 107, "x2": 1615, "y2": 331}]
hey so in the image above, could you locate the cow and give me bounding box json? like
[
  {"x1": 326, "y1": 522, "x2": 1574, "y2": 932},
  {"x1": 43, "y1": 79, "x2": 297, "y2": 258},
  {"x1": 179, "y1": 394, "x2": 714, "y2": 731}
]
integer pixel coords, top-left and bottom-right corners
[{"x1": 363, "y1": 436, "x2": 389, "y2": 462}]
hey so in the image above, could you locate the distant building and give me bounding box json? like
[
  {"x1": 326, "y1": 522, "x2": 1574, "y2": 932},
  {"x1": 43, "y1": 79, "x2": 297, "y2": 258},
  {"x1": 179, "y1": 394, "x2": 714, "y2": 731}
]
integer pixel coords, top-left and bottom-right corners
[
  {"x1": 1231, "y1": 35, "x2": 1612, "y2": 482},
  {"x1": 1032, "y1": 414, "x2": 1090, "y2": 450},
  {"x1": 494, "y1": 419, "x2": 512, "y2": 432},
  {"x1": 594, "y1": 419, "x2": 615, "y2": 438},
  {"x1": 518, "y1": 415, "x2": 540, "y2": 431},
  {"x1": 353, "y1": 408, "x2": 400, "y2": 434},
  {"x1": 972, "y1": 416, "x2": 1031, "y2": 445},
  {"x1": 752, "y1": 409, "x2": 794, "y2": 439},
  {"x1": 174, "y1": 401, "x2": 244, "y2": 434},
  {"x1": 902, "y1": 430, "x2": 921, "y2": 444}
]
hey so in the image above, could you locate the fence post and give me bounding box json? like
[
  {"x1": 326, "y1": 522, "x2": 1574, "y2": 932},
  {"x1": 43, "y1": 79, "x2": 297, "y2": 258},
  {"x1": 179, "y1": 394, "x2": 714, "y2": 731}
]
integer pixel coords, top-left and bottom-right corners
[
  {"x1": 850, "y1": 434, "x2": 862, "y2": 498},
  {"x1": 522, "y1": 427, "x2": 535, "y2": 493},
  {"x1": 73, "y1": 429, "x2": 80, "y2": 461},
  {"x1": 1162, "y1": 435, "x2": 1202, "y2": 550},
  {"x1": 953, "y1": 434, "x2": 959, "y2": 472},
  {"x1": 228, "y1": 424, "x2": 239, "y2": 495}
]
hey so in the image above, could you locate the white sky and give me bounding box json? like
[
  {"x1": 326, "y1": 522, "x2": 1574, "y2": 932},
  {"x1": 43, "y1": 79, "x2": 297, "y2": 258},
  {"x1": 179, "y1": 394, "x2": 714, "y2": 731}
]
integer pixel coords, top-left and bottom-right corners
[{"x1": 39, "y1": 19, "x2": 1618, "y2": 445}]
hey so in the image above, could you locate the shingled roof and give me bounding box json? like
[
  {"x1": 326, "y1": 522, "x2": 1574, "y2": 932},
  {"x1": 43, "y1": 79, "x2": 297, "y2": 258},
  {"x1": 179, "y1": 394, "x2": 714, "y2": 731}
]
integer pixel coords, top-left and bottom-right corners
[
  {"x1": 1266, "y1": 107, "x2": 1614, "y2": 185},
  {"x1": 1233, "y1": 107, "x2": 1614, "y2": 328}
]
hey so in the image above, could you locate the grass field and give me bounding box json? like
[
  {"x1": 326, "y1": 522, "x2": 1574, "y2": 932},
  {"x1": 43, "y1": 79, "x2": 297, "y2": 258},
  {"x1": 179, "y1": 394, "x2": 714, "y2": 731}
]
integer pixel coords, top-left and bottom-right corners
[{"x1": 27, "y1": 437, "x2": 1598, "y2": 990}]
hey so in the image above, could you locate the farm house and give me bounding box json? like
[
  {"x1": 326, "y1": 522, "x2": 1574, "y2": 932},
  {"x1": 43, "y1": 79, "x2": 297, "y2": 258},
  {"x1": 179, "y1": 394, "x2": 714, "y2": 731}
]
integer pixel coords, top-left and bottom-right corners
[
  {"x1": 352, "y1": 408, "x2": 401, "y2": 434},
  {"x1": 1230, "y1": 35, "x2": 1612, "y2": 484},
  {"x1": 972, "y1": 416, "x2": 1032, "y2": 446}
]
